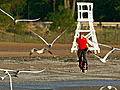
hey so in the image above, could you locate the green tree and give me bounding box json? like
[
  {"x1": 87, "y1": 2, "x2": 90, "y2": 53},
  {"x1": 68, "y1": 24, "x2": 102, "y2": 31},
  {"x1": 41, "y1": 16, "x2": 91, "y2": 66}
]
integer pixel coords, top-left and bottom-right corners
[
  {"x1": 29, "y1": 0, "x2": 53, "y2": 20},
  {"x1": 0, "y1": 0, "x2": 27, "y2": 33},
  {"x1": 75, "y1": 0, "x2": 120, "y2": 21},
  {"x1": 48, "y1": 5, "x2": 75, "y2": 33}
]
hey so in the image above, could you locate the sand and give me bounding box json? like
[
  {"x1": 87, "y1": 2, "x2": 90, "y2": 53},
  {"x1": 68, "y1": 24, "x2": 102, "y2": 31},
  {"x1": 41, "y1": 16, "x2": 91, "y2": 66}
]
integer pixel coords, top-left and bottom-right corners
[{"x1": 0, "y1": 42, "x2": 119, "y2": 90}]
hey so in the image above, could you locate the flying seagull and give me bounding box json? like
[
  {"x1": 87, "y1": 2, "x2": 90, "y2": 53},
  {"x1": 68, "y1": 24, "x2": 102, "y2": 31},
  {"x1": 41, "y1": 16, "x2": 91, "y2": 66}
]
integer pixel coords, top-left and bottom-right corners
[
  {"x1": 28, "y1": 25, "x2": 70, "y2": 48},
  {"x1": 29, "y1": 47, "x2": 53, "y2": 56},
  {"x1": 0, "y1": 68, "x2": 46, "y2": 74},
  {"x1": 0, "y1": 68, "x2": 46, "y2": 90},
  {"x1": 0, "y1": 68, "x2": 46, "y2": 77},
  {"x1": 88, "y1": 41, "x2": 120, "y2": 63},
  {"x1": 0, "y1": 8, "x2": 40, "y2": 24},
  {"x1": 88, "y1": 47, "x2": 115, "y2": 63}
]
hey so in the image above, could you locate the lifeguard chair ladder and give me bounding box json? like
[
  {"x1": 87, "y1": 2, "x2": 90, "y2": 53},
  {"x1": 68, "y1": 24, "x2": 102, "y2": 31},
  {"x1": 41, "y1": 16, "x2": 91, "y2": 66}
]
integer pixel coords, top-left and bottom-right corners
[{"x1": 71, "y1": 2, "x2": 100, "y2": 54}]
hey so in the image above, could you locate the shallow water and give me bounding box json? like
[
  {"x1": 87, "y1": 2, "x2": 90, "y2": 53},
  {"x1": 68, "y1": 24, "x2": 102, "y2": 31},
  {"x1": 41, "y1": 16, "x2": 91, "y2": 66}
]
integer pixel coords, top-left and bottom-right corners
[{"x1": 0, "y1": 80, "x2": 120, "y2": 90}]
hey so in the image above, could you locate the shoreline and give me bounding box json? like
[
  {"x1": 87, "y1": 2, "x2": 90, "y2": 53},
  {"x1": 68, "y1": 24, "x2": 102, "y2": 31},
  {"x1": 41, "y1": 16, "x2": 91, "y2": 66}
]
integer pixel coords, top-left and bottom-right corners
[{"x1": 0, "y1": 80, "x2": 120, "y2": 90}]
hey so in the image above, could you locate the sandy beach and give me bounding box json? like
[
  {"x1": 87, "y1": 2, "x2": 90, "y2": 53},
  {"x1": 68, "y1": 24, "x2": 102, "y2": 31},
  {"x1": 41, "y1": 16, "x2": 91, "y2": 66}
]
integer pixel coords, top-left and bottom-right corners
[{"x1": 0, "y1": 42, "x2": 119, "y2": 90}]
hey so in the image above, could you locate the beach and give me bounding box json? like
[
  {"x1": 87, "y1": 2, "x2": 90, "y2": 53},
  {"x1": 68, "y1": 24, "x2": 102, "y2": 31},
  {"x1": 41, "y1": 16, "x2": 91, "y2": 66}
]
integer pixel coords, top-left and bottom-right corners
[{"x1": 0, "y1": 42, "x2": 119, "y2": 90}]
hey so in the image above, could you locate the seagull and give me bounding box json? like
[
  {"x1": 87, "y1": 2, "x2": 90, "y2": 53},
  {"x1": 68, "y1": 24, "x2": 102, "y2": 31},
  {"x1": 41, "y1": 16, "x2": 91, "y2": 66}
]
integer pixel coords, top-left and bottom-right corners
[
  {"x1": 28, "y1": 25, "x2": 70, "y2": 48},
  {"x1": 0, "y1": 8, "x2": 40, "y2": 25},
  {"x1": 0, "y1": 68, "x2": 46, "y2": 75},
  {"x1": 0, "y1": 68, "x2": 46, "y2": 77},
  {"x1": 29, "y1": 47, "x2": 53, "y2": 56},
  {"x1": 99, "y1": 85, "x2": 117, "y2": 90},
  {"x1": 88, "y1": 41, "x2": 120, "y2": 63},
  {"x1": 0, "y1": 68, "x2": 46, "y2": 90},
  {"x1": 88, "y1": 47, "x2": 115, "y2": 63}
]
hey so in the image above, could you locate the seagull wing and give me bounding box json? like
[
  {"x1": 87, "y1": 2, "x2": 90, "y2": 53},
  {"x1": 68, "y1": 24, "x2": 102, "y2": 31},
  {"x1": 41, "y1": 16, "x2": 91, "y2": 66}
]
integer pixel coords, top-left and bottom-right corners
[
  {"x1": 28, "y1": 28, "x2": 48, "y2": 45},
  {"x1": 115, "y1": 48, "x2": 120, "y2": 51},
  {"x1": 19, "y1": 68, "x2": 46, "y2": 73},
  {"x1": 92, "y1": 40, "x2": 120, "y2": 51},
  {"x1": 16, "y1": 18, "x2": 40, "y2": 22},
  {"x1": 99, "y1": 86, "x2": 106, "y2": 90},
  {"x1": 0, "y1": 69, "x2": 15, "y2": 72},
  {"x1": 51, "y1": 25, "x2": 70, "y2": 45},
  {"x1": 44, "y1": 48, "x2": 53, "y2": 54},
  {"x1": 47, "y1": 50, "x2": 53, "y2": 54},
  {"x1": 89, "y1": 50, "x2": 107, "y2": 63},
  {"x1": 91, "y1": 41, "x2": 112, "y2": 48},
  {"x1": 96, "y1": 42, "x2": 120, "y2": 51},
  {"x1": 112, "y1": 86, "x2": 117, "y2": 90},
  {"x1": 0, "y1": 9, "x2": 15, "y2": 20},
  {"x1": 103, "y1": 48, "x2": 115, "y2": 60},
  {"x1": 88, "y1": 50, "x2": 102, "y2": 60}
]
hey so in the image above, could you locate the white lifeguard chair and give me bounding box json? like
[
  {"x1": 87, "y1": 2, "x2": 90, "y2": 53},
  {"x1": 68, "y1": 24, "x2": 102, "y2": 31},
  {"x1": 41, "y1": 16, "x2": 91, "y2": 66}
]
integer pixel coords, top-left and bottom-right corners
[{"x1": 71, "y1": 2, "x2": 100, "y2": 54}]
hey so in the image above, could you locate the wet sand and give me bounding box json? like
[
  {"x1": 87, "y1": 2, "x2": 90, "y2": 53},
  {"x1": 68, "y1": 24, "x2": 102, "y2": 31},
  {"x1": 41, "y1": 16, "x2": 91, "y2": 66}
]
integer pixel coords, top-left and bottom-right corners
[
  {"x1": 0, "y1": 80, "x2": 120, "y2": 90},
  {"x1": 0, "y1": 42, "x2": 119, "y2": 90}
]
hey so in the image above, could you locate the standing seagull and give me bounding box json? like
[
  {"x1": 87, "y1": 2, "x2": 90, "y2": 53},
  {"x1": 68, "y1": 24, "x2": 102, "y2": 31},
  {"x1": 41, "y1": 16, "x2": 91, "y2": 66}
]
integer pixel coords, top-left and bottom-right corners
[
  {"x1": 88, "y1": 41, "x2": 120, "y2": 63},
  {"x1": 28, "y1": 25, "x2": 70, "y2": 48},
  {"x1": 0, "y1": 8, "x2": 40, "y2": 24},
  {"x1": 29, "y1": 47, "x2": 53, "y2": 56}
]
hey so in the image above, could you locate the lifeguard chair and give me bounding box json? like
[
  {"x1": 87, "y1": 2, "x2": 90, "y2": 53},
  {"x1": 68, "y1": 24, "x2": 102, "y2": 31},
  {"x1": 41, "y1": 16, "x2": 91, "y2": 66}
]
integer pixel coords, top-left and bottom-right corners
[{"x1": 71, "y1": 2, "x2": 100, "y2": 54}]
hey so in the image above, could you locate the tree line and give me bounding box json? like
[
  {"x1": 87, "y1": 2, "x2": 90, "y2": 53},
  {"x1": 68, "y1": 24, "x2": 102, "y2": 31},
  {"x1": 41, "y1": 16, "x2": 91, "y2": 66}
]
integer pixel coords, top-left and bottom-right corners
[
  {"x1": 0, "y1": 0, "x2": 120, "y2": 33},
  {"x1": 1, "y1": 0, "x2": 120, "y2": 21}
]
